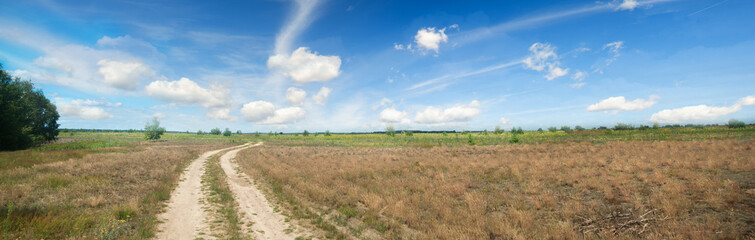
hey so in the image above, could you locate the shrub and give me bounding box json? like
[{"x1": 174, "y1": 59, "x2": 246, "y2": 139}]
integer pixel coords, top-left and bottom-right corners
[
  {"x1": 386, "y1": 125, "x2": 396, "y2": 137},
  {"x1": 509, "y1": 134, "x2": 521, "y2": 143},
  {"x1": 236, "y1": 130, "x2": 242, "y2": 134},
  {"x1": 575, "y1": 125, "x2": 585, "y2": 131},
  {"x1": 197, "y1": 130, "x2": 205, "y2": 135},
  {"x1": 515, "y1": 127, "x2": 524, "y2": 134},
  {"x1": 728, "y1": 119, "x2": 746, "y2": 128},
  {"x1": 223, "y1": 128, "x2": 232, "y2": 136},
  {"x1": 494, "y1": 126, "x2": 504, "y2": 134},
  {"x1": 144, "y1": 117, "x2": 165, "y2": 140},
  {"x1": 548, "y1": 126, "x2": 558, "y2": 132},
  {"x1": 560, "y1": 126, "x2": 572, "y2": 132},
  {"x1": 405, "y1": 131, "x2": 413, "y2": 136},
  {"x1": 210, "y1": 128, "x2": 221, "y2": 135},
  {"x1": 324, "y1": 130, "x2": 331, "y2": 136},
  {"x1": 537, "y1": 128, "x2": 544, "y2": 133},
  {"x1": 467, "y1": 134, "x2": 476, "y2": 145},
  {"x1": 303, "y1": 130, "x2": 310, "y2": 137},
  {"x1": 255, "y1": 131, "x2": 260, "y2": 137}
]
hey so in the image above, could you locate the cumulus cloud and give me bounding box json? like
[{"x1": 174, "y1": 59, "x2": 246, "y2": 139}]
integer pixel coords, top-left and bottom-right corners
[
  {"x1": 145, "y1": 77, "x2": 233, "y2": 120},
  {"x1": 267, "y1": 47, "x2": 341, "y2": 84},
  {"x1": 414, "y1": 100, "x2": 481, "y2": 123},
  {"x1": 586, "y1": 95, "x2": 659, "y2": 114},
  {"x1": 380, "y1": 108, "x2": 408, "y2": 123},
  {"x1": 523, "y1": 42, "x2": 569, "y2": 80},
  {"x1": 240, "y1": 101, "x2": 306, "y2": 124},
  {"x1": 649, "y1": 95, "x2": 755, "y2": 123},
  {"x1": 11, "y1": 35, "x2": 159, "y2": 93},
  {"x1": 240, "y1": 101, "x2": 276, "y2": 122},
  {"x1": 57, "y1": 100, "x2": 114, "y2": 120},
  {"x1": 312, "y1": 87, "x2": 332, "y2": 105},
  {"x1": 97, "y1": 59, "x2": 153, "y2": 90},
  {"x1": 414, "y1": 27, "x2": 449, "y2": 53},
  {"x1": 286, "y1": 87, "x2": 307, "y2": 106},
  {"x1": 499, "y1": 117, "x2": 511, "y2": 125}
]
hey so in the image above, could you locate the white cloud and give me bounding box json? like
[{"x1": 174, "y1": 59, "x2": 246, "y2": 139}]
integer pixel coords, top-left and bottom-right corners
[
  {"x1": 274, "y1": 0, "x2": 320, "y2": 54},
  {"x1": 414, "y1": 27, "x2": 449, "y2": 53},
  {"x1": 152, "y1": 112, "x2": 166, "y2": 119},
  {"x1": 499, "y1": 117, "x2": 511, "y2": 125},
  {"x1": 522, "y1": 42, "x2": 569, "y2": 80},
  {"x1": 97, "y1": 59, "x2": 153, "y2": 90},
  {"x1": 261, "y1": 107, "x2": 306, "y2": 124},
  {"x1": 57, "y1": 103, "x2": 113, "y2": 120},
  {"x1": 240, "y1": 101, "x2": 276, "y2": 122},
  {"x1": 286, "y1": 87, "x2": 307, "y2": 106},
  {"x1": 267, "y1": 47, "x2": 342, "y2": 84},
  {"x1": 414, "y1": 100, "x2": 481, "y2": 123},
  {"x1": 312, "y1": 87, "x2": 332, "y2": 105},
  {"x1": 649, "y1": 95, "x2": 755, "y2": 123},
  {"x1": 380, "y1": 108, "x2": 408, "y2": 123},
  {"x1": 570, "y1": 71, "x2": 587, "y2": 88},
  {"x1": 586, "y1": 95, "x2": 659, "y2": 114},
  {"x1": 240, "y1": 101, "x2": 306, "y2": 124},
  {"x1": 145, "y1": 77, "x2": 232, "y2": 120},
  {"x1": 570, "y1": 82, "x2": 586, "y2": 89},
  {"x1": 616, "y1": 0, "x2": 640, "y2": 10}
]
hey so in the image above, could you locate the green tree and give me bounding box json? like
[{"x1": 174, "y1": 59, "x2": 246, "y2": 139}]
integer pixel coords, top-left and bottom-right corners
[
  {"x1": 223, "y1": 128, "x2": 232, "y2": 136},
  {"x1": 494, "y1": 126, "x2": 504, "y2": 134},
  {"x1": 236, "y1": 130, "x2": 242, "y2": 134},
  {"x1": 548, "y1": 126, "x2": 558, "y2": 132},
  {"x1": 197, "y1": 130, "x2": 204, "y2": 135},
  {"x1": 575, "y1": 125, "x2": 586, "y2": 131},
  {"x1": 0, "y1": 63, "x2": 59, "y2": 150},
  {"x1": 324, "y1": 130, "x2": 331, "y2": 136},
  {"x1": 728, "y1": 119, "x2": 746, "y2": 128},
  {"x1": 210, "y1": 128, "x2": 221, "y2": 135},
  {"x1": 405, "y1": 130, "x2": 413, "y2": 136},
  {"x1": 303, "y1": 130, "x2": 310, "y2": 137},
  {"x1": 144, "y1": 117, "x2": 165, "y2": 140}
]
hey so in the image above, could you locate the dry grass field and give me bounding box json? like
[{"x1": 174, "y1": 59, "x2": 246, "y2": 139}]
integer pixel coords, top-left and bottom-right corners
[
  {"x1": 0, "y1": 140, "x2": 235, "y2": 239},
  {"x1": 236, "y1": 139, "x2": 755, "y2": 239}
]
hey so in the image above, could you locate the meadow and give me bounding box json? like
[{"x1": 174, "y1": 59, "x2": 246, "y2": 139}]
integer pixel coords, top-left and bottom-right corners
[{"x1": 0, "y1": 126, "x2": 753, "y2": 239}]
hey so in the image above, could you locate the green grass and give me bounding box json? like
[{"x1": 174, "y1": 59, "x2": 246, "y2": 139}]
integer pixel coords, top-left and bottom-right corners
[{"x1": 203, "y1": 155, "x2": 245, "y2": 239}]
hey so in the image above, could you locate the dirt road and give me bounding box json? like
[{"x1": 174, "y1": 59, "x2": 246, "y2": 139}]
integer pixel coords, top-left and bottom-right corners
[
  {"x1": 155, "y1": 143, "x2": 251, "y2": 240},
  {"x1": 219, "y1": 142, "x2": 308, "y2": 239}
]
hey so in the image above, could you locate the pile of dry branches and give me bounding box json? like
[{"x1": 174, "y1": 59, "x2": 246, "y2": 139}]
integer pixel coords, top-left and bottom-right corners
[{"x1": 577, "y1": 209, "x2": 668, "y2": 236}]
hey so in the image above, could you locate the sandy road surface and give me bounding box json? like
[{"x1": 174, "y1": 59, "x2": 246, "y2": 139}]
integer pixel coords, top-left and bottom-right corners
[
  {"x1": 220, "y1": 142, "x2": 309, "y2": 239},
  {"x1": 155, "y1": 143, "x2": 252, "y2": 240}
]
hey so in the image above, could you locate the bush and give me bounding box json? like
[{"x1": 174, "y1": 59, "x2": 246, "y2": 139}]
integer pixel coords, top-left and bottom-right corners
[
  {"x1": 560, "y1": 126, "x2": 572, "y2": 132},
  {"x1": 303, "y1": 130, "x2": 310, "y2": 137},
  {"x1": 467, "y1": 134, "x2": 476, "y2": 145},
  {"x1": 324, "y1": 130, "x2": 331, "y2": 136},
  {"x1": 223, "y1": 128, "x2": 232, "y2": 136},
  {"x1": 197, "y1": 130, "x2": 205, "y2": 135},
  {"x1": 548, "y1": 126, "x2": 558, "y2": 132},
  {"x1": 728, "y1": 119, "x2": 746, "y2": 128},
  {"x1": 386, "y1": 125, "x2": 396, "y2": 137},
  {"x1": 236, "y1": 130, "x2": 242, "y2": 134},
  {"x1": 509, "y1": 134, "x2": 521, "y2": 143},
  {"x1": 575, "y1": 125, "x2": 585, "y2": 131},
  {"x1": 405, "y1": 131, "x2": 413, "y2": 136},
  {"x1": 0, "y1": 63, "x2": 60, "y2": 150},
  {"x1": 494, "y1": 126, "x2": 504, "y2": 134},
  {"x1": 210, "y1": 128, "x2": 221, "y2": 135},
  {"x1": 144, "y1": 117, "x2": 165, "y2": 140}
]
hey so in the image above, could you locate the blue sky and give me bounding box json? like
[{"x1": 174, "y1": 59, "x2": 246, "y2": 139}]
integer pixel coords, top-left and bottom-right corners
[{"x1": 1, "y1": 0, "x2": 754, "y2": 132}]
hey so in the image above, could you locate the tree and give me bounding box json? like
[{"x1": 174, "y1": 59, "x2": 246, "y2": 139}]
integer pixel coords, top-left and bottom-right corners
[
  {"x1": 324, "y1": 130, "x2": 331, "y2": 136},
  {"x1": 210, "y1": 128, "x2": 221, "y2": 135},
  {"x1": 236, "y1": 130, "x2": 242, "y2": 134},
  {"x1": 1, "y1": 63, "x2": 59, "y2": 150},
  {"x1": 223, "y1": 128, "x2": 232, "y2": 136},
  {"x1": 728, "y1": 119, "x2": 746, "y2": 128},
  {"x1": 197, "y1": 130, "x2": 205, "y2": 135},
  {"x1": 560, "y1": 126, "x2": 572, "y2": 132},
  {"x1": 494, "y1": 126, "x2": 504, "y2": 134},
  {"x1": 303, "y1": 130, "x2": 310, "y2": 137},
  {"x1": 575, "y1": 125, "x2": 586, "y2": 131},
  {"x1": 144, "y1": 117, "x2": 165, "y2": 140},
  {"x1": 548, "y1": 126, "x2": 558, "y2": 132}
]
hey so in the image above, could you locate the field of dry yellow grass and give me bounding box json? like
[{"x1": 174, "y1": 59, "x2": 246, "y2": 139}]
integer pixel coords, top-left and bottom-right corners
[
  {"x1": 0, "y1": 134, "x2": 238, "y2": 239},
  {"x1": 236, "y1": 139, "x2": 755, "y2": 239}
]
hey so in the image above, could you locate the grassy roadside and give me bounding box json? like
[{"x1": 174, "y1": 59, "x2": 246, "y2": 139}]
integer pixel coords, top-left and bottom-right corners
[
  {"x1": 0, "y1": 141, "x2": 233, "y2": 239},
  {"x1": 201, "y1": 154, "x2": 246, "y2": 239}
]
